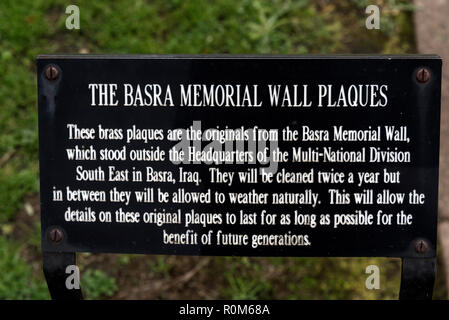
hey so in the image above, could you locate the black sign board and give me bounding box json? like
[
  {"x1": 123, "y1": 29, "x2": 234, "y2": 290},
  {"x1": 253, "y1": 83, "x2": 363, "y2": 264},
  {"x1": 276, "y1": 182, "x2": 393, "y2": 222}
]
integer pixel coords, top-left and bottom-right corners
[{"x1": 37, "y1": 55, "x2": 441, "y2": 261}]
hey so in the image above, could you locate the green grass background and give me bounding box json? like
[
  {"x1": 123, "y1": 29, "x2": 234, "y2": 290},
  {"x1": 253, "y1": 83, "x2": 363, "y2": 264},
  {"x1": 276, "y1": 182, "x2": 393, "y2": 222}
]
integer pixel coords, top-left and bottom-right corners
[{"x1": 1, "y1": 0, "x2": 441, "y2": 300}]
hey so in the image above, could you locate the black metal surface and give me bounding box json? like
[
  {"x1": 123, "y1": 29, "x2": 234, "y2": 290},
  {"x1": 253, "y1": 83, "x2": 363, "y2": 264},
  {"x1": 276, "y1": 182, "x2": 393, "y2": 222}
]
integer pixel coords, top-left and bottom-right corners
[
  {"x1": 43, "y1": 252, "x2": 83, "y2": 300},
  {"x1": 37, "y1": 55, "x2": 441, "y2": 258},
  {"x1": 399, "y1": 258, "x2": 436, "y2": 300}
]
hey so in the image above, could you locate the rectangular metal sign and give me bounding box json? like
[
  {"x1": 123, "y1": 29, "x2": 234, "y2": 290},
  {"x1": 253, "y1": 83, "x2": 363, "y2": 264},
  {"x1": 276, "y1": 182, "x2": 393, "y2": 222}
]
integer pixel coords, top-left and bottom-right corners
[{"x1": 37, "y1": 55, "x2": 441, "y2": 258}]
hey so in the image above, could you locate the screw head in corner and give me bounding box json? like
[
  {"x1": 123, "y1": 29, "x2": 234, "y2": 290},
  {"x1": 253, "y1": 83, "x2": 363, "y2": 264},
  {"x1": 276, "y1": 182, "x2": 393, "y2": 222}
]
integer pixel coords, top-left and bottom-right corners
[
  {"x1": 45, "y1": 65, "x2": 59, "y2": 81},
  {"x1": 414, "y1": 239, "x2": 429, "y2": 254},
  {"x1": 49, "y1": 228, "x2": 64, "y2": 244},
  {"x1": 416, "y1": 68, "x2": 430, "y2": 83}
]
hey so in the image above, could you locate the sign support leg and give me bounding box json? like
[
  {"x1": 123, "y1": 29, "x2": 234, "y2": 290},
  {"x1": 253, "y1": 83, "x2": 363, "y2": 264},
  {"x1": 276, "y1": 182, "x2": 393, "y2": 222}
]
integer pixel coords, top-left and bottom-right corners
[
  {"x1": 43, "y1": 252, "x2": 83, "y2": 300},
  {"x1": 399, "y1": 257, "x2": 435, "y2": 300}
]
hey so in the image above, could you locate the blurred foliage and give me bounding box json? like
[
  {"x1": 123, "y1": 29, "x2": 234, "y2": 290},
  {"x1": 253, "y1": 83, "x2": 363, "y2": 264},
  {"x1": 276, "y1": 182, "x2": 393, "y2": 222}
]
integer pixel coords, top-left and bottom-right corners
[
  {"x1": 0, "y1": 237, "x2": 49, "y2": 299},
  {"x1": 0, "y1": 170, "x2": 38, "y2": 224},
  {"x1": 223, "y1": 257, "x2": 272, "y2": 299},
  {"x1": 219, "y1": 256, "x2": 401, "y2": 299},
  {"x1": 0, "y1": 0, "x2": 426, "y2": 300},
  {"x1": 148, "y1": 255, "x2": 175, "y2": 278},
  {"x1": 345, "y1": 0, "x2": 416, "y2": 52},
  {"x1": 81, "y1": 269, "x2": 118, "y2": 299}
]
